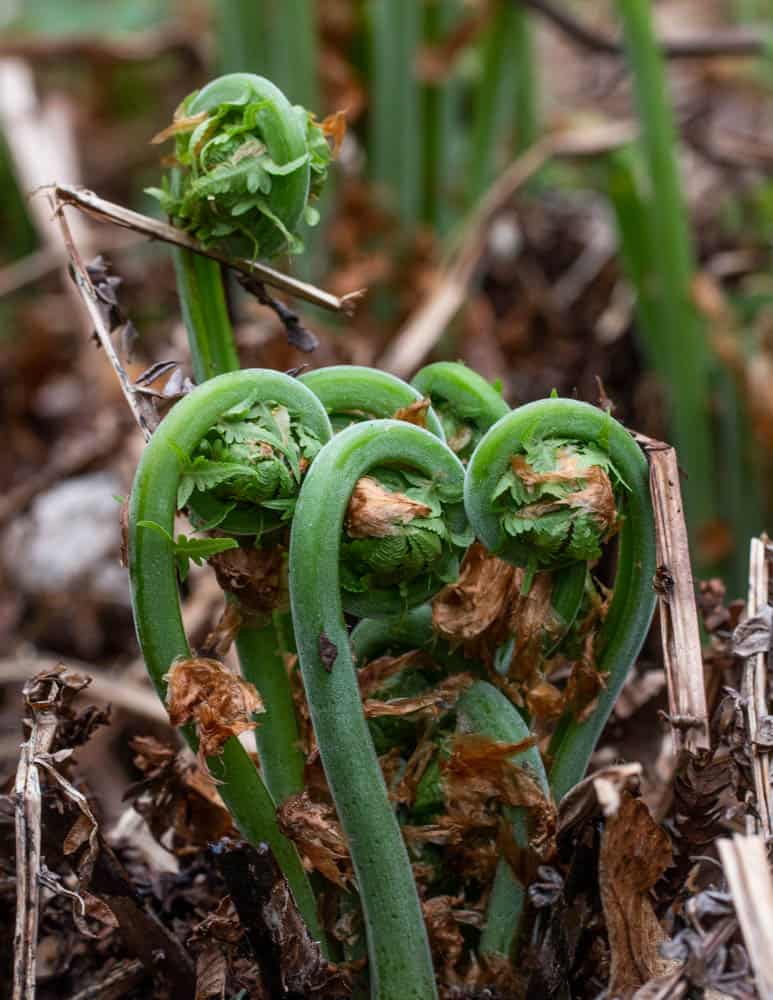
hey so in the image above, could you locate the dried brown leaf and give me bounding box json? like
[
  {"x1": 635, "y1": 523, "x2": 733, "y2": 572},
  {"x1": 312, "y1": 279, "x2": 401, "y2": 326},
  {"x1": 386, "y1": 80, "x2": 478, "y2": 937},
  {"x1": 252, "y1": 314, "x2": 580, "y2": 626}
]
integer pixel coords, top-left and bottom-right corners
[
  {"x1": 165, "y1": 658, "x2": 263, "y2": 763},
  {"x1": 277, "y1": 791, "x2": 352, "y2": 888},
  {"x1": 345, "y1": 476, "x2": 431, "y2": 538},
  {"x1": 209, "y1": 545, "x2": 286, "y2": 615},
  {"x1": 363, "y1": 674, "x2": 473, "y2": 720},
  {"x1": 194, "y1": 945, "x2": 227, "y2": 1000},
  {"x1": 600, "y1": 793, "x2": 673, "y2": 996},
  {"x1": 357, "y1": 648, "x2": 428, "y2": 699},
  {"x1": 201, "y1": 602, "x2": 244, "y2": 658},
  {"x1": 422, "y1": 895, "x2": 466, "y2": 983},
  {"x1": 392, "y1": 397, "x2": 430, "y2": 428},
  {"x1": 432, "y1": 542, "x2": 515, "y2": 643}
]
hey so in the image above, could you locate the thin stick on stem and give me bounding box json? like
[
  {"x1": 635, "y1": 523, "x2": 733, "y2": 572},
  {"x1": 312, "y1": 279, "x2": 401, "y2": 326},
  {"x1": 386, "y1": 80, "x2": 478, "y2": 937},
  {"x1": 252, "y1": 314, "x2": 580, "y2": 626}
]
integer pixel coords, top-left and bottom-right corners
[
  {"x1": 49, "y1": 192, "x2": 155, "y2": 440},
  {"x1": 48, "y1": 185, "x2": 363, "y2": 315}
]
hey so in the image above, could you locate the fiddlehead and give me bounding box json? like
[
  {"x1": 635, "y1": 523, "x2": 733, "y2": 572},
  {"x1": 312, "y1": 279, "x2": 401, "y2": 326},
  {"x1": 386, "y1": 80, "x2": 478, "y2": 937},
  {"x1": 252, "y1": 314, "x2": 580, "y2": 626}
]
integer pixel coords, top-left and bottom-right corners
[
  {"x1": 412, "y1": 361, "x2": 509, "y2": 461},
  {"x1": 150, "y1": 72, "x2": 333, "y2": 383},
  {"x1": 150, "y1": 72, "x2": 331, "y2": 259},
  {"x1": 289, "y1": 421, "x2": 468, "y2": 1000},
  {"x1": 301, "y1": 364, "x2": 445, "y2": 438},
  {"x1": 464, "y1": 399, "x2": 656, "y2": 799},
  {"x1": 128, "y1": 369, "x2": 332, "y2": 944}
]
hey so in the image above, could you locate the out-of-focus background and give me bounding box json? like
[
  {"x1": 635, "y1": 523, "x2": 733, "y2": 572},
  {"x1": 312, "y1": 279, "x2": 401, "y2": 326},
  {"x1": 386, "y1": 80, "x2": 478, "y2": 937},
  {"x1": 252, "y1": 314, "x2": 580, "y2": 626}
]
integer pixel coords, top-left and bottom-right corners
[{"x1": 1, "y1": 0, "x2": 772, "y2": 830}]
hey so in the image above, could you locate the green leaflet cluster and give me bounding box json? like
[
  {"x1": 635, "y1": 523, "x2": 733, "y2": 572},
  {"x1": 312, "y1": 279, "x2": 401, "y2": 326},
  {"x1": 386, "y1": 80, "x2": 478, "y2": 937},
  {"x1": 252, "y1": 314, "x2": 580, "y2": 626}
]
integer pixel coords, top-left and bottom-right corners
[
  {"x1": 148, "y1": 73, "x2": 331, "y2": 259},
  {"x1": 434, "y1": 401, "x2": 482, "y2": 462},
  {"x1": 492, "y1": 438, "x2": 625, "y2": 569},
  {"x1": 340, "y1": 468, "x2": 473, "y2": 598},
  {"x1": 178, "y1": 393, "x2": 324, "y2": 528}
]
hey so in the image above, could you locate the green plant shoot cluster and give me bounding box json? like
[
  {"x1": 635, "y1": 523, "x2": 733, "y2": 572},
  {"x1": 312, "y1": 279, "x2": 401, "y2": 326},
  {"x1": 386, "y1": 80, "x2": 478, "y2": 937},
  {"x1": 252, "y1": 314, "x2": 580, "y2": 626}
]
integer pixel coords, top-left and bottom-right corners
[
  {"x1": 178, "y1": 394, "x2": 324, "y2": 523},
  {"x1": 492, "y1": 438, "x2": 624, "y2": 570},
  {"x1": 148, "y1": 73, "x2": 331, "y2": 258},
  {"x1": 339, "y1": 467, "x2": 473, "y2": 598}
]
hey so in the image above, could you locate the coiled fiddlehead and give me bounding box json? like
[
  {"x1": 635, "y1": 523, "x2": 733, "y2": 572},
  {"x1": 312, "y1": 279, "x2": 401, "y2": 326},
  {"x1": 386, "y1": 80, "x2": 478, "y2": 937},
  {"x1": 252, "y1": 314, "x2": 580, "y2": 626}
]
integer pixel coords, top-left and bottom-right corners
[
  {"x1": 464, "y1": 399, "x2": 656, "y2": 800},
  {"x1": 412, "y1": 361, "x2": 509, "y2": 461},
  {"x1": 128, "y1": 369, "x2": 332, "y2": 944},
  {"x1": 150, "y1": 72, "x2": 331, "y2": 259},
  {"x1": 289, "y1": 421, "x2": 468, "y2": 1000}
]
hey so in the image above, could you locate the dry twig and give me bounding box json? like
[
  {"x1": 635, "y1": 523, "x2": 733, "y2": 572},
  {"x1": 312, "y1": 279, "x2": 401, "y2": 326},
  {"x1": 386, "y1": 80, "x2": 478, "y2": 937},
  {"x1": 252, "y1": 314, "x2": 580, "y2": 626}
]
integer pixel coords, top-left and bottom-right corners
[
  {"x1": 738, "y1": 537, "x2": 772, "y2": 837},
  {"x1": 512, "y1": 0, "x2": 765, "y2": 60},
  {"x1": 636, "y1": 434, "x2": 710, "y2": 755},
  {"x1": 49, "y1": 184, "x2": 363, "y2": 315},
  {"x1": 718, "y1": 834, "x2": 773, "y2": 998},
  {"x1": 380, "y1": 122, "x2": 636, "y2": 377},
  {"x1": 13, "y1": 667, "x2": 90, "y2": 1000}
]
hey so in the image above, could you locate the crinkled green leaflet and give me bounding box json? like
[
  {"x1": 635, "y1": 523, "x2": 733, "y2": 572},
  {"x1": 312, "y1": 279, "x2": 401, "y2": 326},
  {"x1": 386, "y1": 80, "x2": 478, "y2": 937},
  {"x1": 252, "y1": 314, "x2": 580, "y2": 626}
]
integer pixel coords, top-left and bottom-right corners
[
  {"x1": 128, "y1": 370, "x2": 332, "y2": 948},
  {"x1": 301, "y1": 365, "x2": 471, "y2": 619},
  {"x1": 339, "y1": 464, "x2": 473, "y2": 617},
  {"x1": 184, "y1": 394, "x2": 325, "y2": 537},
  {"x1": 465, "y1": 399, "x2": 656, "y2": 800},
  {"x1": 491, "y1": 436, "x2": 625, "y2": 571},
  {"x1": 412, "y1": 361, "x2": 509, "y2": 462},
  {"x1": 290, "y1": 420, "x2": 467, "y2": 1000},
  {"x1": 149, "y1": 73, "x2": 331, "y2": 259}
]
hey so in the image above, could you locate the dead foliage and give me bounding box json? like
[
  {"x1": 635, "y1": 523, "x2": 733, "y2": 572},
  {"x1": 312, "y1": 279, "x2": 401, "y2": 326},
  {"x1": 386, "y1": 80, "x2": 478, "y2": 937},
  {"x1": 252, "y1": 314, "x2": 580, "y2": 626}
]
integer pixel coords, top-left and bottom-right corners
[
  {"x1": 165, "y1": 657, "x2": 263, "y2": 763},
  {"x1": 277, "y1": 791, "x2": 352, "y2": 889},
  {"x1": 345, "y1": 475, "x2": 432, "y2": 538}
]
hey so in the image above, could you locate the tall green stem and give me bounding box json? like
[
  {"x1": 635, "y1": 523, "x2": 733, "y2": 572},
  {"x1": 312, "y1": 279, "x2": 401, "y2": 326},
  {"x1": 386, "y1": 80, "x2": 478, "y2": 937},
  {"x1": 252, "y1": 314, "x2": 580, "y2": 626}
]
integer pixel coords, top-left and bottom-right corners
[
  {"x1": 128, "y1": 370, "x2": 331, "y2": 946},
  {"x1": 290, "y1": 420, "x2": 466, "y2": 999},
  {"x1": 617, "y1": 0, "x2": 716, "y2": 559}
]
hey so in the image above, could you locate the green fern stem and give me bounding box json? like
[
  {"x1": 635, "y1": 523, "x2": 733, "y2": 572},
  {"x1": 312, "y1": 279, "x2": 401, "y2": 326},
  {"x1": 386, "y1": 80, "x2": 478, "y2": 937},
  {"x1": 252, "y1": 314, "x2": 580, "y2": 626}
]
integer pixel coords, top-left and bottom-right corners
[
  {"x1": 128, "y1": 369, "x2": 332, "y2": 945},
  {"x1": 464, "y1": 399, "x2": 656, "y2": 800},
  {"x1": 289, "y1": 420, "x2": 468, "y2": 999}
]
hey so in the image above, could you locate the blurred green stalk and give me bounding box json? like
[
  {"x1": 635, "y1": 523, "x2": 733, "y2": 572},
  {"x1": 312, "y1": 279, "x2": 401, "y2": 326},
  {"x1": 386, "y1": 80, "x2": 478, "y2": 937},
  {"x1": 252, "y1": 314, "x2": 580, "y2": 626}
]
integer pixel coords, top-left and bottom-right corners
[
  {"x1": 467, "y1": 0, "x2": 538, "y2": 205},
  {"x1": 617, "y1": 0, "x2": 718, "y2": 564},
  {"x1": 369, "y1": 0, "x2": 423, "y2": 231}
]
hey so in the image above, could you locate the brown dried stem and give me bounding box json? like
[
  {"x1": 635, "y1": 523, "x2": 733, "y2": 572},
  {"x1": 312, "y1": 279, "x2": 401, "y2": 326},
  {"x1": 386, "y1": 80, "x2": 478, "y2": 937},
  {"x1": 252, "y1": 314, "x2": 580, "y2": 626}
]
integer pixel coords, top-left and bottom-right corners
[
  {"x1": 741, "y1": 537, "x2": 772, "y2": 837},
  {"x1": 718, "y1": 834, "x2": 773, "y2": 998},
  {"x1": 13, "y1": 668, "x2": 89, "y2": 1000},
  {"x1": 637, "y1": 434, "x2": 709, "y2": 754}
]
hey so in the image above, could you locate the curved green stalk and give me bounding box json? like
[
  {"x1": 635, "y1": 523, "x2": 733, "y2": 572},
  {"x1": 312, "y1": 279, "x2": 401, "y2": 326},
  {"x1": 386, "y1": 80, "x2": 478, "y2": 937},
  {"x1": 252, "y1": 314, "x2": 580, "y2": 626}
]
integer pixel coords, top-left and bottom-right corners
[
  {"x1": 412, "y1": 361, "x2": 508, "y2": 461},
  {"x1": 128, "y1": 369, "x2": 332, "y2": 945},
  {"x1": 464, "y1": 399, "x2": 656, "y2": 800},
  {"x1": 236, "y1": 610, "x2": 305, "y2": 805},
  {"x1": 290, "y1": 420, "x2": 467, "y2": 999},
  {"x1": 456, "y1": 681, "x2": 548, "y2": 958},
  {"x1": 301, "y1": 365, "x2": 445, "y2": 439},
  {"x1": 173, "y1": 249, "x2": 240, "y2": 384}
]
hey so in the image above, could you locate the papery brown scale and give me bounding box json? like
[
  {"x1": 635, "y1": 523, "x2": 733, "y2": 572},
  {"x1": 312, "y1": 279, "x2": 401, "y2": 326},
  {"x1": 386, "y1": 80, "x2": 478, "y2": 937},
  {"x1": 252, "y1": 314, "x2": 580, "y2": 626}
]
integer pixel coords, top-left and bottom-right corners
[
  {"x1": 432, "y1": 542, "x2": 515, "y2": 643},
  {"x1": 392, "y1": 397, "x2": 430, "y2": 428},
  {"x1": 277, "y1": 791, "x2": 352, "y2": 889},
  {"x1": 209, "y1": 545, "x2": 286, "y2": 614},
  {"x1": 345, "y1": 476, "x2": 431, "y2": 538},
  {"x1": 165, "y1": 657, "x2": 263, "y2": 764}
]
